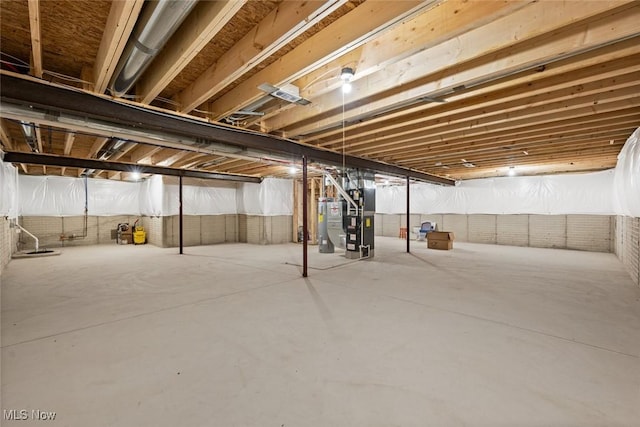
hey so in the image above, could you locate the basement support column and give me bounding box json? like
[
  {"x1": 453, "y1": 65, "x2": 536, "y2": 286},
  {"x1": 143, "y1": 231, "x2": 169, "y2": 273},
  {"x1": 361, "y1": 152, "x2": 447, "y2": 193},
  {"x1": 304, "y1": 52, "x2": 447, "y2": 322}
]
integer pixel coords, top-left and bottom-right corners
[
  {"x1": 302, "y1": 156, "x2": 308, "y2": 277},
  {"x1": 406, "y1": 176, "x2": 410, "y2": 253},
  {"x1": 179, "y1": 175, "x2": 183, "y2": 255}
]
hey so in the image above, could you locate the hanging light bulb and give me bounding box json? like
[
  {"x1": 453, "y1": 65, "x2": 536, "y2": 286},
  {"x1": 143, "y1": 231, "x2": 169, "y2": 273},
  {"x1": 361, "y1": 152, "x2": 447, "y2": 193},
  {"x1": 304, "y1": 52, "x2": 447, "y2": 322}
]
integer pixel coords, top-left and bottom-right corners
[
  {"x1": 341, "y1": 67, "x2": 354, "y2": 94},
  {"x1": 508, "y1": 167, "x2": 516, "y2": 176},
  {"x1": 340, "y1": 67, "x2": 354, "y2": 81}
]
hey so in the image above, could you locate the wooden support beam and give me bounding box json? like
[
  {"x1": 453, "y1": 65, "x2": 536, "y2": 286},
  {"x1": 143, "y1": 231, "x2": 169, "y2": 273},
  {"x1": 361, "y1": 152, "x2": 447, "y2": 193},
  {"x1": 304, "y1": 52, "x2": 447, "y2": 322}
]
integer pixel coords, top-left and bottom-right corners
[
  {"x1": 256, "y1": 0, "x2": 528, "y2": 128},
  {"x1": 138, "y1": 0, "x2": 246, "y2": 104},
  {"x1": 176, "y1": 0, "x2": 346, "y2": 113},
  {"x1": 205, "y1": 0, "x2": 426, "y2": 119},
  {"x1": 310, "y1": 177, "x2": 318, "y2": 245},
  {"x1": 0, "y1": 119, "x2": 13, "y2": 150},
  {"x1": 331, "y1": 71, "x2": 640, "y2": 153},
  {"x1": 292, "y1": 178, "x2": 299, "y2": 242},
  {"x1": 344, "y1": 88, "x2": 640, "y2": 157},
  {"x1": 88, "y1": 136, "x2": 109, "y2": 158},
  {"x1": 275, "y1": 1, "x2": 640, "y2": 137},
  {"x1": 27, "y1": 0, "x2": 42, "y2": 78},
  {"x1": 63, "y1": 132, "x2": 75, "y2": 155},
  {"x1": 34, "y1": 125, "x2": 43, "y2": 153},
  {"x1": 20, "y1": 163, "x2": 28, "y2": 174},
  {"x1": 314, "y1": 46, "x2": 640, "y2": 146},
  {"x1": 93, "y1": 0, "x2": 145, "y2": 93},
  {"x1": 129, "y1": 145, "x2": 163, "y2": 164}
]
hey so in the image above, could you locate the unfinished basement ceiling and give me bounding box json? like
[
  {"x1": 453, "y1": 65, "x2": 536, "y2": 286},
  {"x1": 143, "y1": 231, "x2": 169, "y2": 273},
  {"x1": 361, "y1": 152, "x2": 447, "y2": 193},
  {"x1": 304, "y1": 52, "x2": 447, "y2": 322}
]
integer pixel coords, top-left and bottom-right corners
[{"x1": 0, "y1": 0, "x2": 638, "y2": 180}]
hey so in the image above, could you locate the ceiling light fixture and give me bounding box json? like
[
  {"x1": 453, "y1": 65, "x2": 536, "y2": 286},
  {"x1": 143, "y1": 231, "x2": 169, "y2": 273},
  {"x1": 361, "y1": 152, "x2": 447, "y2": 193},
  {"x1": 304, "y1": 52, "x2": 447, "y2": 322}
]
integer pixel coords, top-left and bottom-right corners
[
  {"x1": 508, "y1": 167, "x2": 516, "y2": 177},
  {"x1": 340, "y1": 67, "x2": 354, "y2": 81},
  {"x1": 131, "y1": 171, "x2": 141, "y2": 181},
  {"x1": 288, "y1": 166, "x2": 297, "y2": 175},
  {"x1": 341, "y1": 67, "x2": 354, "y2": 94}
]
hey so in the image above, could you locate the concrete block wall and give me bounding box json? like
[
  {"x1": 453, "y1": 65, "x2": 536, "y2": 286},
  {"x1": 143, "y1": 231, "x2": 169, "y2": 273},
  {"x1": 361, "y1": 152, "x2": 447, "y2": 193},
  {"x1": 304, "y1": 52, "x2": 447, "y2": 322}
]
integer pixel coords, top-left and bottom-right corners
[
  {"x1": 141, "y1": 216, "x2": 163, "y2": 246},
  {"x1": 1, "y1": 217, "x2": 13, "y2": 275},
  {"x1": 238, "y1": 215, "x2": 292, "y2": 245},
  {"x1": 614, "y1": 216, "x2": 640, "y2": 286},
  {"x1": 16, "y1": 216, "x2": 138, "y2": 250},
  {"x1": 375, "y1": 214, "x2": 614, "y2": 253}
]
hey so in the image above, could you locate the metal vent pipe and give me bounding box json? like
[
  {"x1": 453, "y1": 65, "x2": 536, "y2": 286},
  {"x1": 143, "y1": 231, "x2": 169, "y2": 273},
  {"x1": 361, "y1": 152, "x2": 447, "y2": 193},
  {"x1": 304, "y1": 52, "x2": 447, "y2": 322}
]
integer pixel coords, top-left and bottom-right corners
[{"x1": 109, "y1": 0, "x2": 198, "y2": 97}]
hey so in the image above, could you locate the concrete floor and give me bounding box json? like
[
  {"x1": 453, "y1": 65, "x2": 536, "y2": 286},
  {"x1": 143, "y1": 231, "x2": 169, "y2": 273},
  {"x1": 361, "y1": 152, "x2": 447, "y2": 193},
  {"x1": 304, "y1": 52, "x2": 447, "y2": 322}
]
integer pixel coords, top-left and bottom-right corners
[{"x1": 1, "y1": 238, "x2": 639, "y2": 426}]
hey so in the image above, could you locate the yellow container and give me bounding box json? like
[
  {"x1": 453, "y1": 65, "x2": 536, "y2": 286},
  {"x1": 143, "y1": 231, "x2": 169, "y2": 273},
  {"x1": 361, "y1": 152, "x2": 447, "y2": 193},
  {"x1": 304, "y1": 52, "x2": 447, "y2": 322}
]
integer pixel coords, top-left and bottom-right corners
[{"x1": 133, "y1": 227, "x2": 146, "y2": 245}]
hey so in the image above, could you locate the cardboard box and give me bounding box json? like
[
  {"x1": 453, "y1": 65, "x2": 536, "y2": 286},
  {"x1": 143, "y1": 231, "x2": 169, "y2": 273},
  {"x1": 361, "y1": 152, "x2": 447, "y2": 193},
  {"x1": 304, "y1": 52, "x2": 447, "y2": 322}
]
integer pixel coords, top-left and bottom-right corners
[
  {"x1": 428, "y1": 231, "x2": 455, "y2": 241},
  {"x1": 119, "y1": 231, "x2": 133, "y2": 245},
  {"x1": 427, "y1": 231, "x2": 454, "y2": 250},
  {"x1": 427, "y1": 239, "x2": 453, "y2": 250}
]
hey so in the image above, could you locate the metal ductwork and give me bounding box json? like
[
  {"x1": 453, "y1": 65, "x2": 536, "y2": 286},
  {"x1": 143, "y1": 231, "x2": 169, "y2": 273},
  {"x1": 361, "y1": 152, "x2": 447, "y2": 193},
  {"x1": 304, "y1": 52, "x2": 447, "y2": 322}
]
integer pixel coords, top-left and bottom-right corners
[{"x1": 109, "y1": 0, "x2": 198, "y2": 97}]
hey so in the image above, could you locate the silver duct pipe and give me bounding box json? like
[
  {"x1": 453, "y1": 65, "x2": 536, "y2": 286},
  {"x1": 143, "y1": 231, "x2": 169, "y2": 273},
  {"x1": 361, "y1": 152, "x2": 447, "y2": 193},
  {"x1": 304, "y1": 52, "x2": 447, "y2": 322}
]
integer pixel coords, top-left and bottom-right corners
[{"x1": 109, "y1": 0, "x2": 198, "y2": 97}]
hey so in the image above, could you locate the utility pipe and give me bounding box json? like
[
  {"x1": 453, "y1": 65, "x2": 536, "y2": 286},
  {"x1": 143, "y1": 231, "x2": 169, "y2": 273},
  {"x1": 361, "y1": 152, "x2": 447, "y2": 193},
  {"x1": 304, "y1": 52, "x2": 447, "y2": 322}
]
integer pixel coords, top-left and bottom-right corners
[
  {"x1": 302, "y1": 156, "x2": 308, "y2": 277},
  {"x1": 109, "y1": 0, "x2": 198, "y2": 96},
  {"x1": 406, "y1": 176, "x2": 410, "y2": 253},
  {"x1": 16, "y1": 223, "x2": 39, "y2": 253},
  {"x1": 179, "y1": 175, "x2": 183, "y2": 255}
]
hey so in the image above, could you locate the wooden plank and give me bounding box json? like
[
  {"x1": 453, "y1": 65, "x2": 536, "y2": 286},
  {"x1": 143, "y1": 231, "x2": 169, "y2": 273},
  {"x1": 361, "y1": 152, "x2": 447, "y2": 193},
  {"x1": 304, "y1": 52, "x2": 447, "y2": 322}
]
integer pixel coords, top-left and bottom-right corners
[
  {"x1": 130, "y1": 145, "x2": 163, "y2": 163},
  {"x1": 88, "y1": 136, "x2": 109, "y2": 158},
  {"x1": 0, "y1": 119, "x2": 13, "y2": 150},
  {"x1": 176, "y1": 0, "x2": 347, "y2": 113},
  {"x1": 63, "y1": 132, "x2": 75, "y2": 155},
  {"x1": 313, "y1": 44, "x2": 640, "y2": 145},
  {"x1": 34, "y1": 125, "x2": 43, "y2": 153},
  {"x1": 292, "y1": 178, "x2": 299, "y2": 242},
  {"x1": 345, "y1": 88, "x2": 640, "y2": 157},
  {"x1": 205, "y1": 0, "x2": 426, "y2": 119},
  {"x1": 138, "y1": 0, "x2": 247, "y2": 104},
  {"x1": 310, "y1": 177, "x2": 318, "y2": 245},
  {"x1": 256, "y1": 0, "x2": 528, "y2": 129},
  {"x1": 93, "y1": 0, "x2": 145, "y2": 93},
  {"x1": 27, "y1": 0, "x2": 42, "y2": 78},
  {"x1": 277, "y1": 1, "x2": 640, "y2": 137},
  {"x1": 332, "y1": 70, "x2": 640, "y2": 152}
]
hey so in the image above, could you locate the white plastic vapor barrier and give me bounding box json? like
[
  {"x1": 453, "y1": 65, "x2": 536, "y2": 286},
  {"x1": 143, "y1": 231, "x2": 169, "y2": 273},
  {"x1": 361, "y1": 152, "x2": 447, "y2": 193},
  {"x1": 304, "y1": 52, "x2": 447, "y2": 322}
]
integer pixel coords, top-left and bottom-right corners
[
  {"x1": 237, "y1": 178, "x2": 293, "y2": 215},
  {"x1": 163, "y1": 184, "x2": 237, "y2": 215},
  {"x1": 377, "y1": 170, "x2": 616, "y2": 215},
  {"x1": 0, "y1": 157, "x2": 18, "y2": 218},
  {"x1": 614, "y1": 127, "x2": 640, "y2": 217},
  {"x1": 140, "y1": 175, "x2": 164, "y2": 216},
  {"x1": 18, "y1": 175, "x2": 143, "y2": 216},
  {"x1": 19, "y1": 175, "x2": 88, "y2": 216},
  {"x1": 88, "y1": 179, "x2": 141, "y2": 216}
]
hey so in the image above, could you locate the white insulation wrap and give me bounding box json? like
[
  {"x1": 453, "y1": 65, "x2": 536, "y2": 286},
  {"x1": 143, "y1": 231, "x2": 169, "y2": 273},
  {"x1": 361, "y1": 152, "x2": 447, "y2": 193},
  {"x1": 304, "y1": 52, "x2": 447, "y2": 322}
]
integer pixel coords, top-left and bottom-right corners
[
  {"x1": 613, "y1": 127, "x2": 640, "y2": 217},
  {"x1": 237, "y1": 178, "x2": 293, "y2": 215},
  {"x1": 163, "y1": 183, "x2": 237, "y2": 215},
  {"x1": 18, "y1": 175, "x2": 142, "y2": 216},
  {"x1": 0, "y1": 157, "x2": 18, "y2": 218},
  {"x1": 377, "y1": 170, "x2": 616, "y2": 215}
]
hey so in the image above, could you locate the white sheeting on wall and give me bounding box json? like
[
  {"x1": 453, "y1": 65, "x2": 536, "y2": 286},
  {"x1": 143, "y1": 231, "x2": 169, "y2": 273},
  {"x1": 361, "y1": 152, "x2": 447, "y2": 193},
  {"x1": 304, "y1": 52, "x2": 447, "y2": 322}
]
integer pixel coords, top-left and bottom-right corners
[
  {"x1": 12, "y1": 173, "x2": 292, "y2": 217},
  {"x1": 88, "y1": 179, "x2": 141, "y2": 216},
  {"x1": 377, "y1": 170, "x2": 616, "y2": 215},
  {"x1": 614, "y1": 127, "x2": 640, "y2": 217},
  {"x1": 19, "y1": 175, "x2": 88, "y2": 216},
  {"x1": 0, "y1": 157, "x2": 18, "y2": 218},
  {"x1": 163, "y1": 184, "x2": 237, "y2": 215},
  {"x1": 237, "y1": 178, "x2": 293, "y2": 215}
]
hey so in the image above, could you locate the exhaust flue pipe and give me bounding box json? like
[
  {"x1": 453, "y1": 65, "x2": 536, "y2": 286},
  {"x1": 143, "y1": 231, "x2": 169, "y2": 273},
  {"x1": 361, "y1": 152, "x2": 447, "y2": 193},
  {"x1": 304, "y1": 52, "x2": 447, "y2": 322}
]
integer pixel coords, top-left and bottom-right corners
[{"x1": 109, "y1": 0, "x2": 198, "y2": 97}]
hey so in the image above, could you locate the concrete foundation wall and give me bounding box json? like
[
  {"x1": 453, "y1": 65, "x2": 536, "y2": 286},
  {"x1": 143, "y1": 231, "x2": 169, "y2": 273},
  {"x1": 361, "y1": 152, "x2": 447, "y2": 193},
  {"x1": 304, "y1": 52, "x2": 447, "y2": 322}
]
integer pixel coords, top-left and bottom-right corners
[
  {"x1": 1, "y1": 217, "x2": 13, "y2": 275},
  {"x1": 614, "y1": 216, "x2": 640, "y2": 286},
  {"x1": 15, "y1": 214, "x2": 292, "y2": 250},
  {"x1": 375, "y1": 214, "x2": 614, "y2": 253},
  {"x1": 238, "y1": 215, "x2": 292, "y2": 245},
  {"x1": 16, "y1": 216, "x2": 138, "y2": 250}
]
